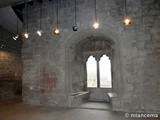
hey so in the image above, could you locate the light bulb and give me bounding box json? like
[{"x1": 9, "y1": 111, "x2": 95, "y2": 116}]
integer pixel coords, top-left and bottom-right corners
[
  {"x1": 73, "y1": 26, "x2": 78, "y2": 31},
  {"x1": 24, "y1": 33, "x2": 29, "y2": 39},
  {"x1": 13, "y1": 34, "x2": 19, "y2": 40},
  {"x1": 36, "y1": 30, "x2": 42, "y2": 36},
  {"x1": 0, "y1": 44, "x2": 4, "y2": 48},
  {"x1": 93, "y1": 22, "x2": 99, "y2": 29},
  {"x1": 123, "y1": 17, "x2": 131, "y2": 26},
  {"x1": 53, "y1": 28, "x2": 60, "y2": 35}
]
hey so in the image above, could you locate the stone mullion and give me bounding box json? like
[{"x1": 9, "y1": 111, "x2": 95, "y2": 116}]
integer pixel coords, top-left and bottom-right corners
[{"x1": 96, "y1": 59, "x2": 100, "y2": 88}]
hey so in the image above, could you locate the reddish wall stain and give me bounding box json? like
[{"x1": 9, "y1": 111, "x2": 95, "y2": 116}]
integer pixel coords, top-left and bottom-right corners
[{"x1": 40, "y1": 71, "x2": 57, "y2": 94}]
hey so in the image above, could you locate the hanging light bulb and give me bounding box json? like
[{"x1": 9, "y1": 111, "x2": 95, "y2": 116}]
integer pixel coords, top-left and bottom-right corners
[
  {"x1": 73, "y1": 26, "x2": 77, "y2": 31},
  {"x1": 24, "y1": 33, "x2": 29, "y2": 38},
  {"x1": 23, "y1": 2, "x2": 29, "y2": 39},
  {"x1": 13, "y1": 35, "x2": 19, "y2": 40},
  {"x1": 37, "y1": 2, "x2": 43, "y2": 36},
  {"x1": 93, "y1": 0, "x2": 99, "y2": 29},
  {"x1": 53, "y1": 28, "x2": 60, "y2": 35},
  {"x1": 53, "y1": 0, "x2": 60, "y2": 35},
  {"x1": 36, "y1": 30, "x2": 42, "y2": 36},
  {"x1": 72, "y1": 0, "x2": 78, "y2": 31},
  {"x1": 93, "y1": 22, "x2": 99, "y2": 29},
  {"x1": 13, "y1": 14, "x2": 19, "y2": 40},
  {"x1": 123, "y1": 0, "x2": 132, "y2": 26},
  {"x1": 123, "y1": 17, "x2": 131, "y2": 26},
  {"x1": 0, "y1": 44, "x2": 4, "y2": 48}
]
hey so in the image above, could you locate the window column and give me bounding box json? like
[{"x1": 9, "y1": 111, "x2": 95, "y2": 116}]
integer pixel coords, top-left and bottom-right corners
[{"x1": 96, "y1": 58, "x2": 100, "y2": 88}]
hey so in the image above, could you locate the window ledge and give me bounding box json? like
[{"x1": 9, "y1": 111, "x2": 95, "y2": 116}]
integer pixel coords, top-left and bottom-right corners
[{"x1": 108, "y1": 92, "x2": 118, "y2": 98}]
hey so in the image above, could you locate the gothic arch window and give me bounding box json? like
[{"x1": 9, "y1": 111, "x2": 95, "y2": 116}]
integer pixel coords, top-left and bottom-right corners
[
  {"x1": 86, "y1": 56, "x2": 97, "y2": 87},
  {"x1": 99, "y1": 54, "x2": 112, "y2": 88},
  {"x1": 86, "y1": 54, "x2": 112, "y2": 88}
]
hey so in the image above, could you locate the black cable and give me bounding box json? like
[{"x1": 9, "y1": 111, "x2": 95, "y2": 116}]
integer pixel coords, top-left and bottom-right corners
[
  {"x1": 74, "y1": 0, "x2": 77, "y2": 25},
  {"x1": 26, "y1": 2, "x2": 28, "y2": 32},
  {"x1": 17, "y1": 16, "x2": 18, "y2": 34},
  {"x1": 56, "y1": 0, "x2": 58, "y2": 28},
  {"x1": 124, "y1": 0, "x2": 127, "y2": 17},
  {"x1": 2, "y1": 26, "x2": 3, "y2": 41},
  {"x1": 40, "y1": 3, "x2": 42, "y2": 30},
  {"x1": 95, "y1": 0, "x2": 97, "y2": 22},
  {"x1": 1, "y1": 26, "x2": 4, "y2": 48}
]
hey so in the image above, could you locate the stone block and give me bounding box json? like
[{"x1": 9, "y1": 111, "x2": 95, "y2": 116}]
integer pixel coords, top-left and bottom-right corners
[{"x1": 138, "y1": 34, "x2": 151, "y2": 41}]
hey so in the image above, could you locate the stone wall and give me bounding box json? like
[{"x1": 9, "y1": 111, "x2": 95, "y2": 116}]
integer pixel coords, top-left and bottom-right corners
[
  {"x1": 0, "y1": 25, "x2": 22, "y2": 99},
  {"x1": 22, "y1": 0, "x2": 160, "y2": 113}
]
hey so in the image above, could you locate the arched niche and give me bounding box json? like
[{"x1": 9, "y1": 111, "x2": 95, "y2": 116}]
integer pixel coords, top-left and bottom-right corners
[{"x1": 63, "y1": 28, "x2": 122, "y2": 99}]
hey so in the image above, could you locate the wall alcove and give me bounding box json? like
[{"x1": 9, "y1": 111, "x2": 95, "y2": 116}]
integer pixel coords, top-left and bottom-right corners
[{"x1": 64, "y1": 29, "x2": 123, "y2": 106}]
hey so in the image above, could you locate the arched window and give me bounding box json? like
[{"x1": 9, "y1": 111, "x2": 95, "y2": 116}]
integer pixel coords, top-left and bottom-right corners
[
  {"x1": 86, "y1": 54, "x2": 112, "y2": 88},
  {"x1": 99, "y1": 55, "x2": 112, "y2": 88},
  {"x1": 86, "y1": 56, "x2": 97, "y2": 87}
]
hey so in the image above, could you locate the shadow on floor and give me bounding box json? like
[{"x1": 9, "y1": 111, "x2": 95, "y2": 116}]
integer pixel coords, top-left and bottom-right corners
[{"x1": 75, "y1": 101, "x2": 111, "y2": 110}]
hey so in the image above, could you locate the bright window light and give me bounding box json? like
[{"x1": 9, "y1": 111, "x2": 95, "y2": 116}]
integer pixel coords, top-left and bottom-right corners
[
  {"x1": 99, "y1": 55, "x2": 112, "y2": 88},
  {"x1": 86, "y1": 56, "x2": 97, "y2": 87}
]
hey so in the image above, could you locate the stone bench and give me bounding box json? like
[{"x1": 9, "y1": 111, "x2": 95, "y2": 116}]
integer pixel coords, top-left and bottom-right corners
[
  {"x1": 108, "y1": 92, "x2": 120, "y2": 111},
  {"x1": 69, "y1": 91, "x2": 89, "y2": 107},
  {"x1": 108, "y1": 93, "x2": 118, "y2": 98}
]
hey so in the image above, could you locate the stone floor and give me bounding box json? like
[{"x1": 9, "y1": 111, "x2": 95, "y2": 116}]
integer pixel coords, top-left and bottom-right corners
[
  {"x1": 0, "y1": 97, "x2": 159, "y2": 120},
  {"x1": 77, "y1": 101, "x2": 111, "y2": 110}
]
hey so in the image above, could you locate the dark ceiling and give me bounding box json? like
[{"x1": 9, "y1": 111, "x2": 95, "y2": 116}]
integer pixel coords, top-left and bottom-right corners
[
  {"x1": 12, "y1": 1, "x2": 34, "y2": 22},
  {"x1": 0, "y1": 0, "x2": 53, "y2": 34},
  {"x1": 1, "y1": 0, "x2": 48, "y2": 22},
  {"x1": 0, "y1": 0, "x2": 25, "y2": 8}
]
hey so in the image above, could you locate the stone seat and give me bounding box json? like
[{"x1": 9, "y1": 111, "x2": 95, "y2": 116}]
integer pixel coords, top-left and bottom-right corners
[
  {"x1": 108, "y1": 92, "x2": 120, "y2": 111},
  {"x1": 108, "y1": 93, "x2": 118, "y2": 98},
  {"x1": 69, "y1": 91, "x2": 89, "y2": 107}
]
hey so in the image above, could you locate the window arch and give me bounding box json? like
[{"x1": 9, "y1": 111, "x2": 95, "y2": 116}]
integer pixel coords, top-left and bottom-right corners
[
  {"x1": 86, "y1": 56, "x2": 97, "y2": 87},
  {"x1": 86, "y1": 54, "x2": 112, "y2": 88},
  {"x1": 99, "y1": 54, "x2": 112, "y2": 88}
]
